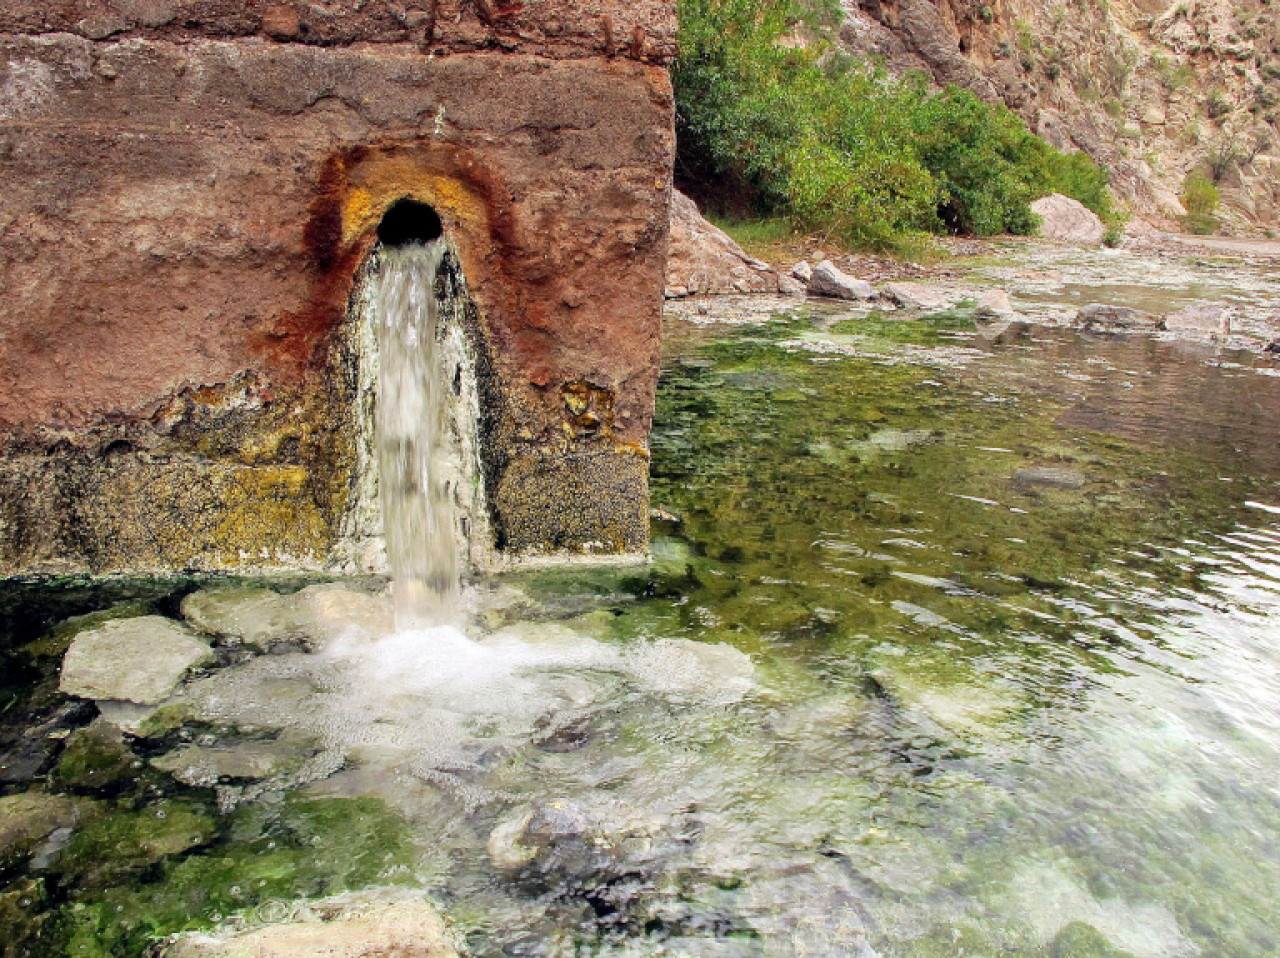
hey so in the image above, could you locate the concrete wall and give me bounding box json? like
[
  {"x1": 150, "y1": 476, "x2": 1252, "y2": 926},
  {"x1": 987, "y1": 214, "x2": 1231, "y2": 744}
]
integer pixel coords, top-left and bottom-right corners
[{"x1": 0, "y1": 0, "x2": 675, "y2": 574}]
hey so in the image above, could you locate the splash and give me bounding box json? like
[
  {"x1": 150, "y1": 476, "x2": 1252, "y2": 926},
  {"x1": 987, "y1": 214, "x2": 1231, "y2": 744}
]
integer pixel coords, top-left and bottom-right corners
[{"x1": 370, "y1": 242, "x2": 460, "y2": 628}]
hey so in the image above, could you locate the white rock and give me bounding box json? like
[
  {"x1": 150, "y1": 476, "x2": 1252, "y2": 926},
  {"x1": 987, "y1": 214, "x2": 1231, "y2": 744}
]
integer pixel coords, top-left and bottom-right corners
[
  {"x1": 1164, "y1": 303, "x2": 1231, "y2": 337},
  {"x1": 790, "y1": 260, "x2": 813, "y2": 282},
  {"x1": 807, "y1": 260, "x2": 874, "y2": 300},
  {"x1": 1031, "y1": 193, "x2": 1106, "y2": 246},
  {"x1": 975, "y1": 289, "x2": 1016, "y2": 319},
  {"x1": 60, "y1": 616, "x2": 212, "y2": 705}
]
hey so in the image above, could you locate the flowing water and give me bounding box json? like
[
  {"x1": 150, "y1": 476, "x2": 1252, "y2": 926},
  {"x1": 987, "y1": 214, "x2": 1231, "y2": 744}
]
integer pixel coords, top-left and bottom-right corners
[
  {"x1": 2, "y1": 295, "x2": 1280, "y2": 958},
  {"x1": 371, "y1": 241, "x2": 462, "y2": 627}
]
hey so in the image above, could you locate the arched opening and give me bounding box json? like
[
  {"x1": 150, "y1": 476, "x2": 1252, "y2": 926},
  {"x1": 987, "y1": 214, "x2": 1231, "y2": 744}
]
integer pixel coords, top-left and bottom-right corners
[{"x1": 376, "y1": 198, "x2": 444, "y2": 247}]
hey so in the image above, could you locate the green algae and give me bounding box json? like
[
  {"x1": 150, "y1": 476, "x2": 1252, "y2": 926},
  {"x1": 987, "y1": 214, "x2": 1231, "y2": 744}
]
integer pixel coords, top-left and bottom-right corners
[{"x1": 2, "y1": 794, "x2": 418, "y2": 958}]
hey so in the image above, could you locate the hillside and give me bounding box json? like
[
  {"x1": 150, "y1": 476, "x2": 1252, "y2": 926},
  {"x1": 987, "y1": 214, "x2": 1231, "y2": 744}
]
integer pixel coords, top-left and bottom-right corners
[{"x1": 841, "y1": 0, "x2": 1280, "y2": 230}]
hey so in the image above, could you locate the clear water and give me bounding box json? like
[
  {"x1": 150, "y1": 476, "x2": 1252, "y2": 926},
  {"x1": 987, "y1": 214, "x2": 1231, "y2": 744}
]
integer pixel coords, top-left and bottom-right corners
[
  {"x1": 371, "y1": 242, "x2": 461, "y2": 627},
  {"x1": 3, "y1": 303, "x2": 1280, "y2": 957}
]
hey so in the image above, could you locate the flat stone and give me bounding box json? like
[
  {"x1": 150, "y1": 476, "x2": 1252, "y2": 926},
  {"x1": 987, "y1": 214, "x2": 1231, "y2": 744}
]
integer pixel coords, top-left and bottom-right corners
[
  {"x1": 883, "y1": 281, "x2": 949, "y2": 310},
  {"x1": 1074, "y1": 304, "x2": 1164, "y2": 331},
  {"x1": 1163, "y1": 303, "x2": 1231, "y2": 336},
  {"x1": 181, "y1": 586, "x2": 296, "y2": 649},
  {"x1": 163, "y1": 891, "x2": 460, "y2": 958},
  {"x1": 807, "y1": 260, "x2": 874, "y2": 300},
  {"x1": 1032, "y1": 193, "x2": 1106, "y2": 246},
  {"x1": 59, "y1": 616, "x2": 212, "y2": 705},
  {"x1": 975, "y1": 288, "x2": 1016, "y2": 319}
]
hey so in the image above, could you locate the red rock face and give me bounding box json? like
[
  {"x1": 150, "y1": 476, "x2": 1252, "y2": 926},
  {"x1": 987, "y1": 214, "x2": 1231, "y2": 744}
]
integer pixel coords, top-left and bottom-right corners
[{"x1": 0, "y1": 3, "x2": 674, "y2": 574}]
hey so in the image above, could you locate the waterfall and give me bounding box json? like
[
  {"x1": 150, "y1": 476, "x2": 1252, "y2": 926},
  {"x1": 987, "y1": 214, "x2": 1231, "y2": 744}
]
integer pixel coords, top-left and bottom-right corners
[{"x1": 370, "y1": 241, "x2": 461, "y2": 628}]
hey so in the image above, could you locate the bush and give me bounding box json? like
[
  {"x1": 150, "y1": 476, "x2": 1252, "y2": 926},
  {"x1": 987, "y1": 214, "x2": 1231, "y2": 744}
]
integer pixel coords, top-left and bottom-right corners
[
  {"x1": 674, "y1": 0, "x2": 1121, "y2": 248},
  {"x1": 1180, "y1": 170, "x2": 1220, "y2": 234}
]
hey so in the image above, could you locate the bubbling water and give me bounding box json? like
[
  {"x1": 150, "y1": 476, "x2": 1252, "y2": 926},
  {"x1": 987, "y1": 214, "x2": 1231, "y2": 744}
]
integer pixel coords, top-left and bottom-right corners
[{"x1": 371, "y1": 241, "x2": 460, "y2": 628}]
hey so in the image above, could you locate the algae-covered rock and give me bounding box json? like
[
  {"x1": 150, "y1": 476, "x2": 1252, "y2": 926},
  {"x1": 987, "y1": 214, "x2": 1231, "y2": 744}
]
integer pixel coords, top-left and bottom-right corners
[
  {"x1": 58, "y1": 800, "x2": 217, "y2": 888},
  {"x1": 1052, "y1": 922, "x2": 1140, "y2": 958},
  {"x1": 0, "y1": 792, "x2": 81, "y2": 872},
  {"x1": 53, "y1": 719, "x2": 140, "y2": 792},
  {"x1": 59, "y1": 616, "x2": 213, "y2": 704},
  {"x1": 162, "y1": 890, "x2": 460, "y2": 958}
]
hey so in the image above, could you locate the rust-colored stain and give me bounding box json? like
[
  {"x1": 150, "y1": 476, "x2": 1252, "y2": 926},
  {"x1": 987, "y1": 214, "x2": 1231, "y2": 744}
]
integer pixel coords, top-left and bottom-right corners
[{"x1": 257, "y1": 141, "x2": 522, "y2": 380}]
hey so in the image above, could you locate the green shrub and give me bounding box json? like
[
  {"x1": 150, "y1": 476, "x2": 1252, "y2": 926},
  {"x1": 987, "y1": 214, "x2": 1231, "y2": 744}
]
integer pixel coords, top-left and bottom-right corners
[
  {"x1": 674, "y1": 0, "x2": 1122, "y2": 246},
  {"x1": 1180, "y1": 170, "x2": 1220, "y2": 234}
]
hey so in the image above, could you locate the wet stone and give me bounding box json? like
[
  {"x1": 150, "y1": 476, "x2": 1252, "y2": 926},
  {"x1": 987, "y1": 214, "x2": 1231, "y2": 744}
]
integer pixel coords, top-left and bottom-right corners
[
  {"x1": 59, "y1": 616, "x2": 212, "y2": 705},
  {"x1": 883, "y1": 281, "x2": 951, "y2": 311}
]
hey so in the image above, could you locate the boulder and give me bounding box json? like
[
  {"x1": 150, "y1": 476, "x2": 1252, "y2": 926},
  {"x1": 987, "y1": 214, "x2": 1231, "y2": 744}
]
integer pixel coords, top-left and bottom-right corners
[
  {"x1": 1163, "y1": 303, "x2": 1232, "y2": 337},
  {"x1": 59, "y1": 616, "x2": 213, "y2": 705},
  {"x1": 665, "y1": 191, "x2": 789, "y2": 297},
  {"x1": 1074, "y1": 304, "x2": 1164, "y2": 331},
  {"x1": 807, "y1": 260, "x2": 874, "y2": 300},
  {"x1": 1032, "y1": 193, "x2": 1106, "y2": 246},
  {"x1": 791, "y1": 260, "x2": 814, "y2": 282},
  {"x1": 975, "y1": 289, "x2": 1016, "y2": 319},
  {"x1": 163, "y1": 891, "x2": 460, "y2": 958},
  {"x1": 883, "y1": 281, "x2": 950, "y2": 311}
]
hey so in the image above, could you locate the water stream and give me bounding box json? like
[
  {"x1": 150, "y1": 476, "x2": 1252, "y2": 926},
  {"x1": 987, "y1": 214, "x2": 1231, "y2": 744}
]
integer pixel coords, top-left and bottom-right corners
[
  {"x1": 371, "y1": 241, "x2": 462, "y2": 628},
  {"x1": 2, "y1": 270, "x2": 1280, "y2": 956}
]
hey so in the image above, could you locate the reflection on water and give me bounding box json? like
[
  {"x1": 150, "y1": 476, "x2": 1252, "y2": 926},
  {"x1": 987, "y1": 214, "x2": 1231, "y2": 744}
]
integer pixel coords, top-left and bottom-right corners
[{"x1": 2, "y1": 307, "x2": 1280, "y2": 957}]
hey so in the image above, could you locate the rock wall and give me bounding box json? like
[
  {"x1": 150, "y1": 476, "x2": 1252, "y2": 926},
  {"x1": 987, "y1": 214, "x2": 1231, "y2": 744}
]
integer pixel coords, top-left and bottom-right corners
[
  {"x1": 0, "y1": 1, "x2": 676, "y2": 575},
  {"x1": 843, "y1": 0, "x2": 1280, "y2": 230}
]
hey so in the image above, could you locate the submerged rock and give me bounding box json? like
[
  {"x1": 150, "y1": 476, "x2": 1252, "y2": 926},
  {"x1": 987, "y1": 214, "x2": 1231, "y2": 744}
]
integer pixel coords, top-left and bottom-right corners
[
  {"x1": 1052, "y1": 922, "x2": 1141, "y2": 958},
  {"x1": 59, "y1": 616, "x2": 213, "y2": 705},
  {"x1": 487, "y1": 799, "x2": 671, "y2": 884},
  {"x1": 808, "y1": 260, "x2": 874, "y2": 300},
  {"x1": 151, "y1": 734, "x2": 322, "y2": 788},
  {"x1": 1013, "y1": 466, "x2": 1087, "y2": 489},
  {"x1": 1074, "y1": 304, "x2": 1164, "y2": 331},
  {"x1": 1032, "y1": 193, "x2": 1106, "y2": 246},
  {"x1": 0, "y1": 792, "x2": 82, "y2": 872},
  {"x1": 163, "y1": 889, "x2": 460, "y2": 958}
]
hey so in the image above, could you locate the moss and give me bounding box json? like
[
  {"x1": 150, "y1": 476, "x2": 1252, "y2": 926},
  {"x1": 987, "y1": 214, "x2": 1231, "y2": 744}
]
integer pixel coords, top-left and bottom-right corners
[
  {"x1": 58, "y1": 799, "x2": 218, "y2": 890},
  {"x1": 1051, "y1": 923, "x2": 1138, "y2": 958}
]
